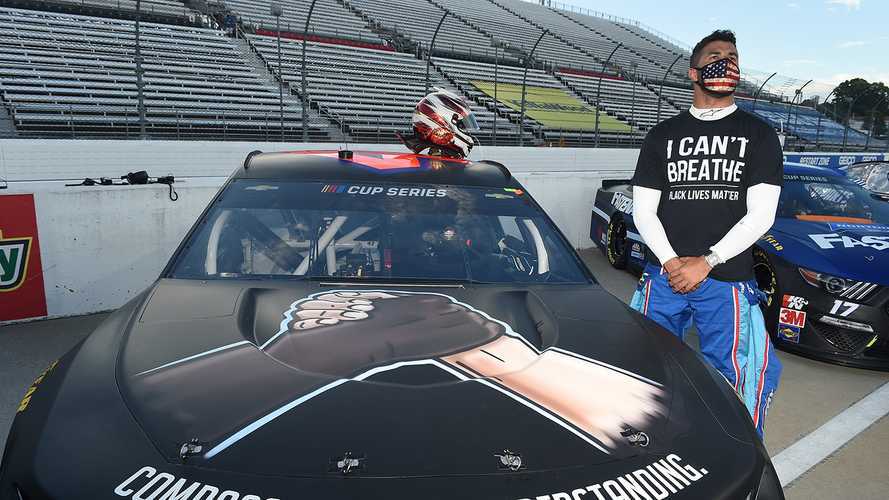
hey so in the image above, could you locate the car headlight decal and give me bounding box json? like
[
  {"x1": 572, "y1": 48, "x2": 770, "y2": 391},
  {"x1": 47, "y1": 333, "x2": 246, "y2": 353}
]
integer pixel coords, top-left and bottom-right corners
[{"x1": 798, "y1": 268, "x2": 850, "y2": 294}]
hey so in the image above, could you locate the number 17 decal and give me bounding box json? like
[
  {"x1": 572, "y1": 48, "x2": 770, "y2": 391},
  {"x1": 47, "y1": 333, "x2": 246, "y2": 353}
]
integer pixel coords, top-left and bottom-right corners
[{"x1": 829, "y1": 300, "x2": 860, "y2": 317}]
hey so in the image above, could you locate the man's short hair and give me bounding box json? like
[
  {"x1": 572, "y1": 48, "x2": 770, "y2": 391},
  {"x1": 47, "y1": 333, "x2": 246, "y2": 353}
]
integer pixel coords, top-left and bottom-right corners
[{"x1": 690, "y1": 30, "x2": 737, "y2": 68}]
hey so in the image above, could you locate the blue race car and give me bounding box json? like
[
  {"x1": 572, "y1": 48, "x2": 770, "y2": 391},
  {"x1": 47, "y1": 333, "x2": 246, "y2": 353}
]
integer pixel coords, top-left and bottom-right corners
[{"x1": 591, "y1": 163, "x2": 889, "y2": 370}]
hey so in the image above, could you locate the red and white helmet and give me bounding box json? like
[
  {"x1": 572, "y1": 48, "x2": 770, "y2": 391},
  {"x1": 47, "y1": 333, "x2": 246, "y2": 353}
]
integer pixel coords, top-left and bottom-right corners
[{"x1": 411, "y1": 89, "x2": 480, "y2": 158}]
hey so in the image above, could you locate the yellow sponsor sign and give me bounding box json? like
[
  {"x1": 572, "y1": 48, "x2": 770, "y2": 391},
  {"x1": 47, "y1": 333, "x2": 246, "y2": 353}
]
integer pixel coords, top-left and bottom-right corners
[{"x1": 471, "y1": 81, "x2": 632, "y2": 132}]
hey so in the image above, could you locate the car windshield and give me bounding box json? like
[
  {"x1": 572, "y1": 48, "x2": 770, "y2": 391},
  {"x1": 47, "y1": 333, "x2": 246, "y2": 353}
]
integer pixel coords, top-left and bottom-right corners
[
  {"x1": 170, "y1": 180, "x2": 590, "y2": 284},
  {"x1": 777, "y1": 173, "x2": 889, "y2": 223}
]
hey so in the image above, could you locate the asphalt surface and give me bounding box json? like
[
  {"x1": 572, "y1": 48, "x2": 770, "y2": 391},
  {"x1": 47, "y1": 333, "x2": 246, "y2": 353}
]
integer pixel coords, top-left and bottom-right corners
[{"x1": 1, "y1": 248, "x2": 887, "y2": 498}]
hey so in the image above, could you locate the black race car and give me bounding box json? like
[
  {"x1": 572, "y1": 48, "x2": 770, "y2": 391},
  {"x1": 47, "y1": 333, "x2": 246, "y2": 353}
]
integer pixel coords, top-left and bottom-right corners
[
  {"x1": 2, "y1": 150, "x2": 782, "y2": 499},
  {"x1": 591, "y1": 162, "x2": 889, "y2": 370}
]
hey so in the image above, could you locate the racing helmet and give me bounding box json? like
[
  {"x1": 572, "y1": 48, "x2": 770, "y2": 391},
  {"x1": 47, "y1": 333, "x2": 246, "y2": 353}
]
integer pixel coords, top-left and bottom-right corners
[{"x1": 408, "y1": 89, "x2": 480, "y2": 158}]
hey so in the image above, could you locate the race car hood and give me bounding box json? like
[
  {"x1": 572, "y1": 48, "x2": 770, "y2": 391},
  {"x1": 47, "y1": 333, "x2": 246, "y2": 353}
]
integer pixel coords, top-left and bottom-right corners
[
  {"x1": 768, "y1": 218, "x2": 889, "y2": 284},
  {"x1": 112, "y1": 280, "x2": 752, "y2": 481}
]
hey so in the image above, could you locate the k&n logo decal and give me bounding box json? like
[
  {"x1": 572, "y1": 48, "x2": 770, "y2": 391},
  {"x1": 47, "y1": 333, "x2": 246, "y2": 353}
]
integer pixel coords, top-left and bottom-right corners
[{"x1": 0, "y1": 229, "x2": 32, "y2": 292}]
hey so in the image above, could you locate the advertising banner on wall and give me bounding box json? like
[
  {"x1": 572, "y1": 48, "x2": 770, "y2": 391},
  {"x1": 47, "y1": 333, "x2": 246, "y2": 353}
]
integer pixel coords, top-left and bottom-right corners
[
  {"x1": 783, "y1": 153, "x2": 887, "y2": 170},
  {"x1": 0, "y1": 194, "x2": 47, "y2": 322}
]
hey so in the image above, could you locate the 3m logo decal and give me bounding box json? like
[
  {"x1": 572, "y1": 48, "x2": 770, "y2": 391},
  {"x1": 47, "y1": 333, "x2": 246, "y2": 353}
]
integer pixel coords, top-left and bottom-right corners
[
  {"x1": 779, "y1": 308, "x2": 807, "y2": 328},
  {"x1": 0, "y1": 229, "x2": 31, "y2": 292}
]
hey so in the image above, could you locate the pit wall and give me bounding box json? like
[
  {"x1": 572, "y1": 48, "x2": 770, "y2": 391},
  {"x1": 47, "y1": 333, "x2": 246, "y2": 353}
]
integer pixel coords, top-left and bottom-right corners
[{"x1": 1, "y1": 140, "x2": 645, "y2": 321}]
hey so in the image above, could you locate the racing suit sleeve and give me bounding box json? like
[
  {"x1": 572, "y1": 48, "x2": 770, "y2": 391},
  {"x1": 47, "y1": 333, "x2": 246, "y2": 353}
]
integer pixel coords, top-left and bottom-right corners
[
  {"x1": 632, "y1": 185, "x2": 679, "y2": 265},
  {"x1": 708, "y1": 183, "x2": 781, "y2": 263}
]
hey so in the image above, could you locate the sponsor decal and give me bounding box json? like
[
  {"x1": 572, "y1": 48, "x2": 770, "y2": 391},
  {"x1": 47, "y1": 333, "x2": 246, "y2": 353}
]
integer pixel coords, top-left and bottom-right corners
[
  {"x1": 784, "y1": 154, "x2": 884, "y2": 169},
  {"x1": 610, "y1": 192, "x2": 634, "y2": 215},
  {"x1": 783, "y1": 174, "x2": 831, "y2": 183},
  {"x1": 114, "y1": 466, "x2": 279, "y2": 500},
  {"x1": 778, "y1": 325, "x2": 801, "y2": 343},
  {"x1": 808, "y1": 233, "x2": 889, "y2": 251},
  {"x1": 486, "y1": 193, "x2": 514, "y2": 200},
  {"x1": 321, "y1": 184, "x2": 448, "y2": 198},
  {"x1": 516, "y1": 454, "x2": 709, "y2": 500},
  {"x1": 828, "y1": 223, "x2": 889, "y2": 233},
  {"x1": 0, "y1": 194, "x2": 47, "y2": 322},
  {"x1": 504, "y1": 188, "x2": 525, "y2": 196},
  {"x1": 779, "y1": 307, "x2": 807, "y2": 328},
  {"x1": 782, "y1": 294, "x2": 808, "y2": 311},
  {"x1": 630, "y1": 242, "x2": 644, "y2": 260},
  {"x1": 17, "y1": 359, "x2": 58, "y2": 413},
  {"x1": 760, "y1": 234, "x2": 784, "y2": 251}
]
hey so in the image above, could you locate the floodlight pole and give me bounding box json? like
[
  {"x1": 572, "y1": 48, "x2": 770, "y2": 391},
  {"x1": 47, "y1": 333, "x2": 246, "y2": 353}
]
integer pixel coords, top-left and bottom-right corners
[
  {"x1": 594, "y1": 42, "x2": 622, "y2": 148},
  {"x1": 301, "y1": 0, "x2": 318, "y2": 142},
  {"x1": 518, "y1": 29, "x2": 548, "y2": 147},
  {"x1": 814, "y1": 87, "x2": 837, "y2": 150},
  {"x1": 656, "y1": 53, "x2": 682, "y2": 123},
  {"x1": 751, "y1": 72, "x2": 777, "y2": 113},
  {"x1": 786, "y1": 79, "x2": 812, "y2": 138},
  {"x1": 843, "y1": 85, "x2": 873, "y2": 152},
  {"x1": 425, "y1": 11, "x2": 448, "y2": 94},
  {"x1": 492, "y1": 40, "x2": 500, "y2": 146},
  {"x1": 271, "y1": 3, "x2": 284, "y2": 141},
  {"x1": 135, "y1": 0, "x2": 146, "y2": 138},
  {"x1": 865, "y1": 94, "x2": 886, "y2": 151}
]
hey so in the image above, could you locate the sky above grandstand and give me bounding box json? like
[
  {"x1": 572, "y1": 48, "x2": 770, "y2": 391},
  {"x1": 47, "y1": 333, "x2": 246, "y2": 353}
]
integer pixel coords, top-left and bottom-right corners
[{"x1": 566, "y1": 0, "x2": 888, "y2": 97}]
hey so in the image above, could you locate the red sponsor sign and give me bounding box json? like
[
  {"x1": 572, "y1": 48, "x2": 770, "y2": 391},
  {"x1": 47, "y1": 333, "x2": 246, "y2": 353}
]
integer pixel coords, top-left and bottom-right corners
[{"x1": 0, "y1": 194, "x2": 47, "y2": 321}]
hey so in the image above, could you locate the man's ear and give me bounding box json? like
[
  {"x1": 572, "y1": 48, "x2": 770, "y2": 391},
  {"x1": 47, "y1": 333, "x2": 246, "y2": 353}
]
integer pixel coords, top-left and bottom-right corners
[{"x1": 688, "y1": 67, "x2": 698, "y2": 84}]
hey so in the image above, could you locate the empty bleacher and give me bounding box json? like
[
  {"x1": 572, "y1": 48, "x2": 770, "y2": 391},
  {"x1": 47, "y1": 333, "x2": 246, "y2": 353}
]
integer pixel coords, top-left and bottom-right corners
[
  {"x1": 556, "y1": 70, "x2": 679, "y2": 132},
  {"x1": 0, "y1": 6, "x2": 327, "y2": 140},
  {"x1": 346, "y1": 0, "x2": 511, "y2": 62},
  {"x1": 248, "y1": 35, "x2": 524, "y2": 144},
  {"x1": 214, "y1": 0, "x2": 384, "y2": 44},
  {"x1": 433, "y1": 56, "x2": 634, "y2": 145}
]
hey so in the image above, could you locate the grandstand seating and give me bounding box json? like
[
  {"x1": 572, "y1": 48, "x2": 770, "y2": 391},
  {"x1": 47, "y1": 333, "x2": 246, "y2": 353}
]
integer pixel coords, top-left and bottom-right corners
[
  {"x1": 433, "y1": 56, "x2": 634, "y2": 145},
  {"x1": 346, "y1": 0, "x2": 512, "y2": 62},
  {"x1": 213, "y1": 0, "x2": 384, "y2": 45},
  {"x1": 434, "y1": 0, "x2": 600, "y2": 71},
  {"x1": 556, "y1": 70, "x2": 679, "y2": 131},
  {"x1": 494, "y1": 0, "x2": 681, "y2": 83},
  {"x1": 0, "y1": 6, "x2": 327, "y2": 140},
  {"x1": 736, "y1": 98, "x2": 882, "y2": 147},
  {"x1": 248, "y1": 35, "x2": 525, "y2": 144},
  {"x1": 0, "y1": 0, "x2": 872, "y2": 150},
  {"x1": 4, "y1": 0, "x2": 201, "y2": 22}
]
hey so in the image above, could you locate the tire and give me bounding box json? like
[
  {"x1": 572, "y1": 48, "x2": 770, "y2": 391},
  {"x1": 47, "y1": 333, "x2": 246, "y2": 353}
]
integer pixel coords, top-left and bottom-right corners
[
  {"x1": 752, "y1": 247, "x2": 780, "y2": 341},
  {"x1": 605, "y1": 216, "x2": 629, "y2": 269}
]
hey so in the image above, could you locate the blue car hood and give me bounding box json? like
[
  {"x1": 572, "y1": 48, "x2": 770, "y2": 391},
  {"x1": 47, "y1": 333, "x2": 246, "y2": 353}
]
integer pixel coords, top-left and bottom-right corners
[{"x1": 767, "y1": 218, "x2": 889, "y2": 285}]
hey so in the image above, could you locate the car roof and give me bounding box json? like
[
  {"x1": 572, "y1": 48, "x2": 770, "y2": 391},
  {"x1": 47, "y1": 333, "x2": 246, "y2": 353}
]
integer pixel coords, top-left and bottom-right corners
[
  {"x1": 236, "y1": 150, "x2": 520, "y2": 188},
  {"x1": 783, "y1": 161, "x2": 844, "y2": 177}
]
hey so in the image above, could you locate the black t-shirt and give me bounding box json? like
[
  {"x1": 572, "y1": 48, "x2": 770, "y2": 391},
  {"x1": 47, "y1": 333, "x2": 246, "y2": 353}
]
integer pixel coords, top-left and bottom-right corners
[{"x1": 631, "y1": 108, "x2": 783, "y2": 282}]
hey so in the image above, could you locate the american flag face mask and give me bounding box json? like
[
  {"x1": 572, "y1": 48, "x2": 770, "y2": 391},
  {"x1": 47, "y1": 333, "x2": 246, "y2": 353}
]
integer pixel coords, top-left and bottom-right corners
[{"x1": 695, "y1": 58, "x2": 740, "y2": 95}]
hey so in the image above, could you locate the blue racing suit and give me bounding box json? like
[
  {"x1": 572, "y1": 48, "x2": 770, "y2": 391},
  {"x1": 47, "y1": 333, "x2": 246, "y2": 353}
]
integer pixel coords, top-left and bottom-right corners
[{"x1": 630, "y1": 263, "x2": 782, "y2": 438}]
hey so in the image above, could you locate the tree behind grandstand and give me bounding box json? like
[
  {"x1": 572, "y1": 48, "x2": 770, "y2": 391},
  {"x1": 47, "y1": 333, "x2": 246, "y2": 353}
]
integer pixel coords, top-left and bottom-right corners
[{"x1": 819, "y1": 78, "x2": 888, "y2": 138}]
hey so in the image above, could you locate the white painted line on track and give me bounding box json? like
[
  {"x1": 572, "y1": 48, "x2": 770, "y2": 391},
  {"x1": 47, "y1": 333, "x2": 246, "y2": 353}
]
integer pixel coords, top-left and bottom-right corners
[{"x1": 773, "y1": 381, "x2": 889, "y2": 488}]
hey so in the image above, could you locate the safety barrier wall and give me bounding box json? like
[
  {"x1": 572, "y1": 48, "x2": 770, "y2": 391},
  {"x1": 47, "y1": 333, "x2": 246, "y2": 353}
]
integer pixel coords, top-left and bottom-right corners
[{"x1": 0, "y1": 140, "x2": 640, "y2": 321}]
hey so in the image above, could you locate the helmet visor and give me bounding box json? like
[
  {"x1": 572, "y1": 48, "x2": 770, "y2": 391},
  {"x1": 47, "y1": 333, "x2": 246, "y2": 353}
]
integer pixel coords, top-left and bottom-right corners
[{"x1": 455, "y1": 113, "x2": 481, "y2": 132}]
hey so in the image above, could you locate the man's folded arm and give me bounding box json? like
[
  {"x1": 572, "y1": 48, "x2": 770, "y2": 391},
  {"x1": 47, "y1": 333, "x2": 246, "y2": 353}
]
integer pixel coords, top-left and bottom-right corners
[
  {"x1": 709, "y1": 183, "x2": 781, "y2": 263},
  {"x1": 632, "y1": 185, "x2": 678, "y2": 265}
]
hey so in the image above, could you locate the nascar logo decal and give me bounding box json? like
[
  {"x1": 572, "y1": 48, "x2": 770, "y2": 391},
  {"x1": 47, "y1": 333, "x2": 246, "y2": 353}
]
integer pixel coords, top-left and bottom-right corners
[{"x1": 0, "y1": 229, "x2": 31, "y2": 292}]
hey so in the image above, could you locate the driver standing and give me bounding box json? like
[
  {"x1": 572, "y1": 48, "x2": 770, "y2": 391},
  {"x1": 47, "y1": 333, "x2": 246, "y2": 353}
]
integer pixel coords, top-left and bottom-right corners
[{"x1": 629, "y1": 30, "x2": 783, "y2": 437}]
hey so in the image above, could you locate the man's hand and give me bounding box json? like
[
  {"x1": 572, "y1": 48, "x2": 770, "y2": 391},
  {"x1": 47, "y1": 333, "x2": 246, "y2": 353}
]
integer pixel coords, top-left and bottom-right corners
[
  {"x1": 668, "y1": 256, "x2": 711, "y2": 293},
  {"x1": 662, "y1": 257, "x2": 685, "y2": 274}
]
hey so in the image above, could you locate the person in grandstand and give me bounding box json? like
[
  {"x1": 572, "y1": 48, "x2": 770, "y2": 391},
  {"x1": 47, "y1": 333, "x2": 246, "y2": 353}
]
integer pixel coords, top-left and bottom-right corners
[
  {"x1": 628, "y1": 30, "x2": 784, "y2": 437},
  {"x1": 398, "y1": 89, "x2": 480, "y2": 158}
]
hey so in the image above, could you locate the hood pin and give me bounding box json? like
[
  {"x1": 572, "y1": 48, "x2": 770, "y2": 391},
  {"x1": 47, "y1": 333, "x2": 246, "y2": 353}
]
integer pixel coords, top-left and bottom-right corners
[
  {"x1": 621, "y1": 427, "x2": 650, "y2": 447},
  {"x1": 331, "y1": 452, "x2": 365, "y2": 474},
  {"x1": 179, "y1": 438, "x2": 203, "y2": 462},
  {"x1": 494, "y1": 450, "x2": 523, "y2": 471}
]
